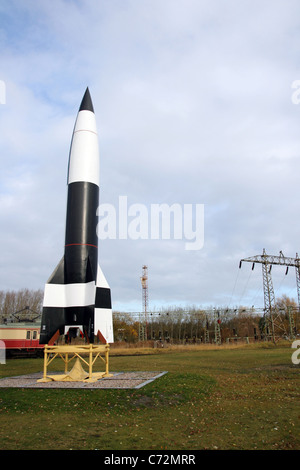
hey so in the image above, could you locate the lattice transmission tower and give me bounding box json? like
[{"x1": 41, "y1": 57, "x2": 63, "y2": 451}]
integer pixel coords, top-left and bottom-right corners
[
  {"x1": 139, "y1": 265, "x2": 149, "y2": 341},
  {"x1": 239, "y1": 249, "x2": 299, "y2": 342},
  {"x1": 214, "y1": 310, "x2": 222, "y2": 345}
]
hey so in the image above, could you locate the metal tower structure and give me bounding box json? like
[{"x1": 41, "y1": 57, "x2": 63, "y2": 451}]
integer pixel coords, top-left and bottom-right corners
[
  {"x1": 140, "y1": 265, "x2": 148, "y2": 341},
  {"x1": 295, "y1": 253, "x2": 300, "y2": 308},
  {"x1": 239, "y1": 249, "x2": 300, "y2": 342},
  {"x1": 214, "y1": 310, "x2": 221, "y2": 345},
  {"x1": 204, "y1": 316, "x2": 210, "y2": 343},
  {"x1": 287, "y1": 306, "x2": 296, "y2": 339}
]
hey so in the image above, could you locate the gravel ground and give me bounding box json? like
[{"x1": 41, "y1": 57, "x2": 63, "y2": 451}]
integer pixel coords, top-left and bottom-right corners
[{"x1": 0, "y1": 371, "x2": 167, "y2": 389}]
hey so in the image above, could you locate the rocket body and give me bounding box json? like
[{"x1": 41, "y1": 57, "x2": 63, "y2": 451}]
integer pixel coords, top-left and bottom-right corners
[{"x1": 40, "y1": 88, "x2": 113, "y2": 344}]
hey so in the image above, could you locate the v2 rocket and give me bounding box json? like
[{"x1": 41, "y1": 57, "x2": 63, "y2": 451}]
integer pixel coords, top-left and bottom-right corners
[{"x1": 39, "y1": 88, "x2": 113, "y2": 345}]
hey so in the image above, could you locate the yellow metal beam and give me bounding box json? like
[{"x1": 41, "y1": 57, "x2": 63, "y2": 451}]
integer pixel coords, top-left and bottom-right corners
[{"x1": 38, "y1": 343, "x2": 112, "y2": 383}]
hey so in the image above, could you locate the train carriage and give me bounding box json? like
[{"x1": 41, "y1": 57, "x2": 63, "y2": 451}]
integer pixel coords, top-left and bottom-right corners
[{"x1": 0, "y1": 323, "x2": 43, "y2": 356}]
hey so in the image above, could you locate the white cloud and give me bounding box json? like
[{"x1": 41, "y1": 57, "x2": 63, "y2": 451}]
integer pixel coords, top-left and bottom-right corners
[{"x1": 1, "y1": 0, "x2": 300, "y2": 312}]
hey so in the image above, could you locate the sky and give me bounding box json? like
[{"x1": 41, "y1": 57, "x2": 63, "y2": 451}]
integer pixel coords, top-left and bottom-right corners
[{"x1": 1, "y1": 0, "x2": 300, "y2": 313}]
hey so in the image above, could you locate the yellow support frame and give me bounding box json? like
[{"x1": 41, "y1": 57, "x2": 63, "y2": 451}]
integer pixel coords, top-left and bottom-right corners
[{"x1": 38, "y1": 343, "x2": 112, "y2": 383}]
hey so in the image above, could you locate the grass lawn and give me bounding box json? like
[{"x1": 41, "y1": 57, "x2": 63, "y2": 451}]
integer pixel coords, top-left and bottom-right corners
[{"x1": 0, "y1": 343, "x2": 299, "y2": 450}]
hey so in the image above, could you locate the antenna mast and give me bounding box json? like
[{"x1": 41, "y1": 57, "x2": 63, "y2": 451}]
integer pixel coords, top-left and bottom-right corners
[{"x1": 140, "y1": 265, "x2": 149, "y2": 340}]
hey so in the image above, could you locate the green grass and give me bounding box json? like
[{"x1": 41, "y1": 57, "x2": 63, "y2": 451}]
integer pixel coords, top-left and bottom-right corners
[{"x1": 0, "y1": 344, "x2": 299, "y2": 450}]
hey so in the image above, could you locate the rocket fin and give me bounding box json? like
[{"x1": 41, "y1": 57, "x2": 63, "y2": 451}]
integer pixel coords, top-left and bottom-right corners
[
  {"x1": 86, "y1": 255, "x2": 95, "y2": 283},
  {"x1": 94, "y1": 265, "x2": 114, "y2": 343},
  {"x1": 47, "y1": 256, "x2": 65, "y2": 284},
  {"x1": 39, "y1": 254, "x2": 96, "y2": 344},
  {"x1": 39, "y1": 256, "x2": 66, "y2": 344},
  {"x1": 97, "y1": 330, "x2": 107, "y2": 345},
  {"x1": 48, "y1": 329, "x2": 60, "y2": 345}
]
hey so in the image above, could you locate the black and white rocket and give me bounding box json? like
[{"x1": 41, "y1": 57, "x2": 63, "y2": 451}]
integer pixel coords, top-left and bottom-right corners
[{"x1": 39, "y1": 88, "x2": 113, "y2": 345}]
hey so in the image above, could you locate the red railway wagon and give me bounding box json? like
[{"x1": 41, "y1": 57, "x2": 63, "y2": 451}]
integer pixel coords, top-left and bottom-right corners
[{"x1": 0, "y1": 322, "x2": 44, "y2": 356}]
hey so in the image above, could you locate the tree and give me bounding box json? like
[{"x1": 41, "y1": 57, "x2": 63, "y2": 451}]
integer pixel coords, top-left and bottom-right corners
[{"x1": 0, "y1": 289, "x2": 43, "y2": 323}]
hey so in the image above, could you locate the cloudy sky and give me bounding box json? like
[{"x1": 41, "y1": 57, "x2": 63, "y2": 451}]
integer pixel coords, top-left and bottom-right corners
[{"x1": 1, "y1": 0, "x2": 300, "y2": 312}]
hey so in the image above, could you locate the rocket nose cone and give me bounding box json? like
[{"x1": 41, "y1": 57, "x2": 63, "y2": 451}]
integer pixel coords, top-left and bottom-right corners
[{"x1": 79, "y1": 87, "x2": 94, "y2": 113}]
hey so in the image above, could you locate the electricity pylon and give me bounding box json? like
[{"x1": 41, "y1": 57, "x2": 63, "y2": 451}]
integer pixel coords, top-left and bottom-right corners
[
  {"x1": 204, "y1": 316, "x2": 210, "y2": 343},
  {"x1": 239, "y1": 249, "x2": 300, "y2": 342},
  {"x1": 214, "y1": 310, "x2": 222, "y2": 345}
]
